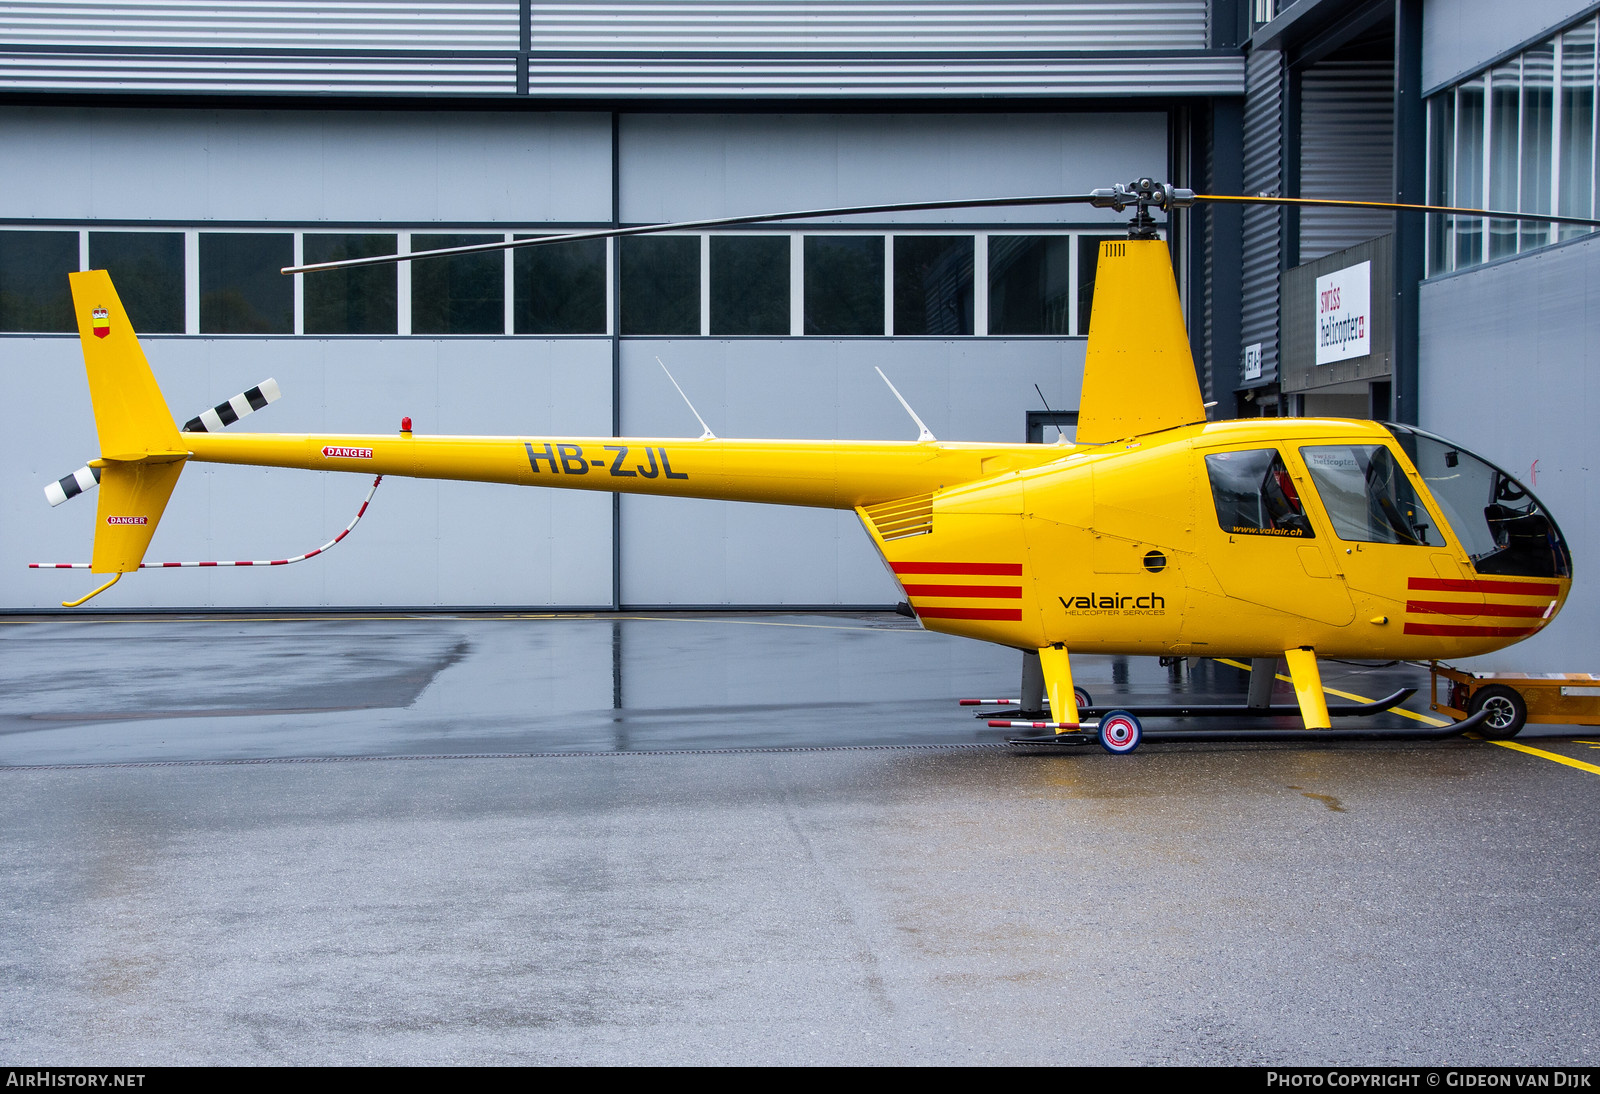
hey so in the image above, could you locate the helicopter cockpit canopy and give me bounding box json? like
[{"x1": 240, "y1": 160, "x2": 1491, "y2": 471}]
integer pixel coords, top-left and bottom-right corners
[{"x1": 1385, "y1": 425, "x2": 1571, "y2": 579}]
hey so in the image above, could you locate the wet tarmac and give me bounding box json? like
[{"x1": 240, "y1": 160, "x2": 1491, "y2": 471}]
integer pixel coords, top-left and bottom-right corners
[{"x1": 2, "y1": 613, "x2": 1598, "y2": 1064}]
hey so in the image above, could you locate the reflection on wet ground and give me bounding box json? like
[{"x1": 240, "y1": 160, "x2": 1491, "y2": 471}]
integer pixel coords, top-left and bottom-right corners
[
  {"x1": 3, "y1": 614, "x2": 1597, "y2": 1064},
  {"x1": 0, "y1": 613, "x2": 1469, "y2": 765}
]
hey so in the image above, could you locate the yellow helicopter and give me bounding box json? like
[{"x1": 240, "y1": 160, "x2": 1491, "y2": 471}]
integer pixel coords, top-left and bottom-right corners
[{"x1": 41, "y1": 180, "x2": 1585, "y2": 753}]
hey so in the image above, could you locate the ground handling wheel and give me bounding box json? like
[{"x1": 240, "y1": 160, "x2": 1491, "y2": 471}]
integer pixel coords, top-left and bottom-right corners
[
  {"x1": 1468, "y1": 684, "x2": 1527, "y2": 739},
  {"x1": 1074, "y1": 686, "x2": 1093, "y2": 711},
  {"x1": 1097, "y1": 709, "x2": 1142, "y2": 754}
]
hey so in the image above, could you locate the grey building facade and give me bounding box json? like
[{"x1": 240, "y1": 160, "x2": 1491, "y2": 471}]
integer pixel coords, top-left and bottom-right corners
[
  {"x1": 1232, "y1": 0, "x2": 1600, "y2": 670},
  {"x1": 3, "y1": 1, "x2": 1596, "y2": 676},
  {"x1": 0, "y1": 1, "x2": 1244, "y2": 612}
]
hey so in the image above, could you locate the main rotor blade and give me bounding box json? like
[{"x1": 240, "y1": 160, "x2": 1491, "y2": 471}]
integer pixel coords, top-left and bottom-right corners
[
  {"x1": 1196, "y1": 192, "x2": 1600, "y2": 228},
  {"x1": 281, "y1": 193, "x2": 1102, "y2": 275},
  {"x1": 283, "y1": 186, "x2": 1600, "y2": 277}
]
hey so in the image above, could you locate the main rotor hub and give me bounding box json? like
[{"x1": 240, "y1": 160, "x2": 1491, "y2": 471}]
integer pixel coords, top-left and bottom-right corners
[{"x1": 1089, "y1": 178, "x2": 1196, "y2": 240}]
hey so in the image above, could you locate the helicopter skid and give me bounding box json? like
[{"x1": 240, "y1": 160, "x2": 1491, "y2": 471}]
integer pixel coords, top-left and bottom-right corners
[
  {"x1": 974, "y1": 687, "x2": 1417, "y2": 722},
  {"x1": 1002, "y1": 730, "x2": 1098, "y2": 747},
  {"x1": 1002, "y1": 704, "x2": 1494, "y2": 749}
]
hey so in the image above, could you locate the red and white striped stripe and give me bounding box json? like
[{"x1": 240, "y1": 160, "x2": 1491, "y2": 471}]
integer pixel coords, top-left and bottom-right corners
[
  {"x1": 987, "y1": 719, "x2": 1087, "y2": 730},
  {"x1": 30, "y1": 476, "x2": 382, "y2": 571}
]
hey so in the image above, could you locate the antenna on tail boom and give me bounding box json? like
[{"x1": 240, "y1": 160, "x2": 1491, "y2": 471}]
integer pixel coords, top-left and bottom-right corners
[
  {"x1": 875, "y1": 368, "x2": 936, "y2": 443},
  {"x1": 655, "y1": 356, "x2": 716, "y2": 440}
]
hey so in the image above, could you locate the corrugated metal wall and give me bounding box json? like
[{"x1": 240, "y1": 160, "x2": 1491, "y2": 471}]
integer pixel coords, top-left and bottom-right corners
[
  {"x1": 1298, "y1": 59, "x2": 1395, "y2": 262},
  {"x1": 1200, "y1": 109, "x2": 1216, "y2": 401},
  {"x1": 1239, "y1": 47, "x2": 1283, "y2": 389},
  {"x1": 525, "y1": 1, "x2": 1209, "y2": 51},
  {"x1": 0, "y1": 1, "x2": 1243, "y2": 97},
  {"x1": 521, "y1": 55, "x2": 1243, "y2": 98},
  {"x1": 0, "y1": 3, "x2": 521, "y2": 48}
]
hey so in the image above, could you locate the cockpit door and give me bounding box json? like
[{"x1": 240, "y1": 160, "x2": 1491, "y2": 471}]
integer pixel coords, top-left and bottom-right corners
[
  {"x1": 1195, "y1": 445, "x2": 1354, "y2": 626},
  {"x1": 1296, "y1": 442, "x2": 1485, "y2": 633}
]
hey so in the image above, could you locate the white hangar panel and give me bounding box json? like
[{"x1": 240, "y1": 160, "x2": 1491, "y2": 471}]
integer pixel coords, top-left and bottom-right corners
[
  {"x1": 1420, "y1": 233, "x2": 1600, "y2": 671},
  {"x1": 1423, "y1": 0, "x2": 1593, "y2": 91},
  {"x1": 616, "y1": 338, "x2": 1085, "y2": 606},
  {"x1": 618, "y1": 113, "x2": 1169, "y2": 224},
  {"x1": 0, "y1": 107, "x2": 613, "y2": 224},
  {"x1": 3, "y1": 337, "x2": 614, "y2": 610}
]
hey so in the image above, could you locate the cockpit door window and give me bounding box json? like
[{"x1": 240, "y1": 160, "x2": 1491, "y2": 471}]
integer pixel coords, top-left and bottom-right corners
[
  {"x1": 1205, "y1": 449, "x2": 1314, "y2": 538},
  {"x1": 1299, "y1": 445, "x2": 1442, "y2": 547}
]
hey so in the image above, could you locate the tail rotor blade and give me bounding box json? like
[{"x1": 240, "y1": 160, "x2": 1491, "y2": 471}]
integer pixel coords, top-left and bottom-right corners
[{"x1": 45, "y1": 378, "x2": 281, "y2": 506}]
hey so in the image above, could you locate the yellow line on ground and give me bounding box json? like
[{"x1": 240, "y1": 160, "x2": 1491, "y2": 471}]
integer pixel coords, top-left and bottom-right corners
[
  {"x1": 1488, "y1": 739, "x2": 1600, "y2": 775},
  {"x1": 1216, "y1": 658, "x2": 1600, "y2": 774},
  {"x1": 1212, "y1": 657, "x2": 1450, "y2": 726}
]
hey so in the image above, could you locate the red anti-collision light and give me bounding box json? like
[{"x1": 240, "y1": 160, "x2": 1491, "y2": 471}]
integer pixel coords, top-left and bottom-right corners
[{"x1": 400, "y1": 416, "x2": 412, "y2": 433}]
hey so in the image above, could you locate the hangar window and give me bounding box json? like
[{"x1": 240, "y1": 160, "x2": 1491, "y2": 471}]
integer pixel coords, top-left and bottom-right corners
[
  {"x1": 515, "y1": 236, "x2": 606, "y2": 335},
  {"x1": 200, "y1": 233, "x2": 293, "y2": 334},
  {"x1": 0, "y1": 230, "x2": 76, "y2": 333},
  {"x1": 89, "y1": 233, "x2": 184, "y2": 334},
  {"x1": 1206, "y1": 449, "x2": 1315, "y2": 538},
  {"x1": 411, "y1": 233, "x2": 504, "y2": 335},
  {"x1": 621, "y1": 235, "x2": 699, "y2": 335},
  {"x1": 893, "y1": 236, "x2": 973, "y2": 335},
  {"x1": 303, "y1": 234, "x2": 397, "y2": 335},
  {"x1": 0, "y1": 224, "x2": 1118, "y2": 339},
  {"x1": 1428, "y1": 15, "x2": 1598, "y2": 274},
  {"x1": 805, "y1": 235, "x2": 885, "y2": 335},
  {"x1": 711, "y1": 236, "x2": 789, "y2": 336},
  {"x1": 988, "y1": 235, "x2": 1071, "y2": 334}
]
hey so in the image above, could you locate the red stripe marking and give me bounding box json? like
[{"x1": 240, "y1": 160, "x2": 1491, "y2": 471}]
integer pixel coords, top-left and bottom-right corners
[
  {"x1": 1407, "y1": 600, "x2": 1549, "y2": 619},
  {"x1": 903, "y1": 584, "x2": 1023, "y2": 599},
  {"x1": 916, "y1": 607, "x2": 1024, "y2": 621},
  {"x1": 162, "y1": 562, "x2": 180, "y2": 568},
  {"x1": 199, "y1": 561, "x2": 217, "y2": 567},
  {"x1": 1408, "y1": 577, "x2": 1562, "y2": 596},
  {"x1": 1403, "y1": 622, "x2": 1541, "y2": 638},
  {"x1": 304, "y1": 549, "x2": 321, "y2": 559},
  {"x1": 891, "y1": 562, "x2": 1023, "y2": 576}
]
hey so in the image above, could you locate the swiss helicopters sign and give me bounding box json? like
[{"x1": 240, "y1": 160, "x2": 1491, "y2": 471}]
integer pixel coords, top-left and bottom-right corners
[{"x1": 1315, "y1": 260, "x2": 1371, "y2": 365}]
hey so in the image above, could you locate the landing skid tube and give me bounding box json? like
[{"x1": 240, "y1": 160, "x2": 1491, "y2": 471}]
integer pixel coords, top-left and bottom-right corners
[
  {"x1": 1004, "y1": 704, "x2": 1495, "y2": 747},
  {"x1": 973, "y1": 687, "x2": 1417, "y2": 722}
]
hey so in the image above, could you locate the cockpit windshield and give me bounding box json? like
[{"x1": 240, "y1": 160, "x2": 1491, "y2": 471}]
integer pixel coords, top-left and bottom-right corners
[{"x1": 1385, "y1": 425, "x2": 1571, "y2": 578}]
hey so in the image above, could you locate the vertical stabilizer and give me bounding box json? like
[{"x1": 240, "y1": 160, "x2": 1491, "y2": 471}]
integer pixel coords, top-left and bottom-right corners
[
  {"x1": 67, "y1": 271, "x2": 188, "y2": 580},
  {"x1": 90, "y1": 460, "x2": 186, "y2": 574},
  {"x1": 69, "y1": 270, "x2": 185, "y2": 460},
  {"x1": 1075, "y1": 240, "x2": 1206, "y2": 444}
]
